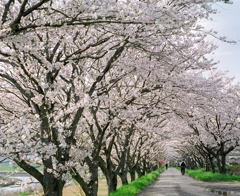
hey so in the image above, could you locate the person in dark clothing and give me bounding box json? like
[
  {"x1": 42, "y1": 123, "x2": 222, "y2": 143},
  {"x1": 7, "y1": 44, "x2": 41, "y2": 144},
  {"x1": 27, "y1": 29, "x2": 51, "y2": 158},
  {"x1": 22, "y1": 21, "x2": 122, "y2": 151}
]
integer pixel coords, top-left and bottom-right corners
[
  {"x1": 165, "y1": 163, "x2": 168, "y2": 170},
  {"x1": 180, "y1": 161, "x2": 186, "y2": 175}
]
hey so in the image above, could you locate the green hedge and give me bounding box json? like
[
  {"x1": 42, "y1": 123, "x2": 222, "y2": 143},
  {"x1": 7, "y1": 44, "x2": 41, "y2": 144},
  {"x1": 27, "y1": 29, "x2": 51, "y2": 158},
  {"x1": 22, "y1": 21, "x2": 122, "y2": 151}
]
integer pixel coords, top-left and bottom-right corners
[
  {"x1": 176, "y1": 167, "x2": 240, "y2": 182},
  {"x1": 109, "y1": 168, "x2": 164, "y2": 196}
]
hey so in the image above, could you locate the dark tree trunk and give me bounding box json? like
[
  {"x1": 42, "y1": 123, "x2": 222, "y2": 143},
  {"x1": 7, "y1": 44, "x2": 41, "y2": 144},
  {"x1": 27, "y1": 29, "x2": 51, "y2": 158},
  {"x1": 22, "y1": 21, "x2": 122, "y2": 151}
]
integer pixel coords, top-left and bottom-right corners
[
  {"x1": 15, "y1": 157, "x2": 66, "y2": 196},
  {"x1": 199, "y1": 158, "x2": 204, "y2": 168},
  {"x1": 205, "y1": 156, "x2": 210, "y2": 172},
  {"x1": 98, "y1": 125, "x2": 134, "y2": 195},
  {"x1": 71, "y1": 157, "x2": 100, "y2": 196},
  {"x1": 215, "y1": 144, "x2": 227, "y2": 174},
  {"x1": 137, "y1": 170, "x2": 142, "y2": 178},
  {"x1": 208, "y1": 154, "x2": 215, "y2": 173},
  {"x1": 106, "y1": 174, "x2": 118, "y2": 194},
  {"x1": 43, "y1": 171, "x2": 65, "y2": 196},
  {"x1": 142, "y1": 158, "x2": 146, "y2": 176},
  {"x1": 130, "y1": 169, "x2": 136, "y2": 182},
  {"x1": 76, "y1": 109, "x2": 111, "y2": 196},
  {"x1": 42, "y1": 158, "x2": 66, "y2": 196},
  {"x1": 136, "y1": 164, "x2": 142, "y2": 178},
  {"x1": 119, "y1": 147, "x2": 130, "y2": 185},
  {"x1": 221, "y1": 153, "x2": 226, "y2": 174},
  {"x1": 153, "y1": 165, "x2": 158, "y2": 171},
  {"x1": 87, "y1": 158, "x2": 99, "y2": 196},
  {"x1": 219, "y1": 144, "x2": 226, "y2": 174},
  {"x1": 119, "y1": 162, "x2": 129, "y2": 185},
  {"x1": 146, "y1": 162, "x2": 151, "y2": 174},
  {"x1": 129, "y1": 161, "x2": 137, "y2": 182},
  {"x1": 119, "y1": 172, "x2": 128, "y2": 185},
  {"x1": 216, "y1": 154, "x2": 222, "y2": 173}
]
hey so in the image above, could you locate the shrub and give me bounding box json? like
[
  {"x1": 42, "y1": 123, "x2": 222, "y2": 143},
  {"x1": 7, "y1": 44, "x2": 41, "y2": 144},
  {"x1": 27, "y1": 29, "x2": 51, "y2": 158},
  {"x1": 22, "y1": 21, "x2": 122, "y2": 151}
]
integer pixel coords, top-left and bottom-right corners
[
  {"x1": 109, "y1": 169, "x2": 164, "y2": 196},
  {"x1": 177, "y1": 167, "x2": 240, "y2": 182}
]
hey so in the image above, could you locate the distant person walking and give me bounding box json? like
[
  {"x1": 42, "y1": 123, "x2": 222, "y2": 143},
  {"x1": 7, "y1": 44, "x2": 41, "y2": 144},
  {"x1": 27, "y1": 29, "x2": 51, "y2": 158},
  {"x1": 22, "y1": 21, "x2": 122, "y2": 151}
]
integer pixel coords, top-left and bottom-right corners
[
  {"x1": 165, "y1": 163, "x2": 168, "y2": 170},
  {"x1": 180, "y1": 160, "x2": 186, "y2": 175}
]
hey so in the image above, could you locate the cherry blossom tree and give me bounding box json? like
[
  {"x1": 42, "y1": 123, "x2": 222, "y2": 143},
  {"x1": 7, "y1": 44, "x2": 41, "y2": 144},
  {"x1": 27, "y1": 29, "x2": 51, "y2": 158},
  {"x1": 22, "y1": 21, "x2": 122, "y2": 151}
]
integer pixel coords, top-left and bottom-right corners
[
  {"x1": 177, "y1": 71, "x2": 240, "y2": 174},
  {"x1": 0, "y1": 0, "x2": 235, "y2": 195},
  {"x1": 90, "y1": 73, "x2": 167, "y2": 193}
]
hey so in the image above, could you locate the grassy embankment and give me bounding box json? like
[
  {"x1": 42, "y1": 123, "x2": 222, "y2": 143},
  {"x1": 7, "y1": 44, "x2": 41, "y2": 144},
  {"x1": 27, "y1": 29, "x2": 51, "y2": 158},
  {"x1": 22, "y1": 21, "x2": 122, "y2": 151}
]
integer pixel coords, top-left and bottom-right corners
[
  {"x1": 177, "y1": 165, "x2": 240, "y2": 182},
  {"x1": 0, "y1": 163, "x2": 19, "y2": 172},
  {"x1": 0, "y1": 163, "x2": 41, "y2": 173},
  {"x1": 0, "y1": 163, "x2": 22, "y2": 188},
  {"x1": 109, "y1": 168, "x2": 165, "y2": 196}
]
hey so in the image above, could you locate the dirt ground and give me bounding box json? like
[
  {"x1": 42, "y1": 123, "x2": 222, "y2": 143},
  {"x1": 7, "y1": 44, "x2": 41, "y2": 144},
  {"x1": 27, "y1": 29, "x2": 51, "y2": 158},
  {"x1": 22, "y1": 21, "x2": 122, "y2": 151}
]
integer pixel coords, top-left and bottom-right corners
[
  {"x1": 29, "y1": 181, "x2": 108, "y2": 196},
  {"x1": 29, "y1": 175, "x2": 127, "y2": 196}
]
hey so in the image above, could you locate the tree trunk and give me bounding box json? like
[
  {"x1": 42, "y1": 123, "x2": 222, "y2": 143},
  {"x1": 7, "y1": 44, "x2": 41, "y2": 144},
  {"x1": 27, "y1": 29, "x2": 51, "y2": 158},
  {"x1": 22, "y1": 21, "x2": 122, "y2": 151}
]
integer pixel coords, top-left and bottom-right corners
[
  {"x1": 153, "y1": 165, "x2": 158, "y2": 171},
  {"x1": 14, "y1": 155, "x2": 65, "y2": 196},
  {"x1": 208, "y1": 155, "x2": 215, "y2": 173},
  {"x1": 99, "y1": 125, "x2": 134, "y2": 194},
  {"x1": 119, "y1": 160, "x2": 129, "y2": 185},
  {"x1": 42, "y1": 158, "x2": 65, "y2": 196},
  {"x1": 71, "y1": 156, "x2": 99, "y2": 196},
  {"x1": 130, "y1": 169, "x2": 136, "y2": 182},
  {"x1": 119, "y1": 147, "x2": 130, "y2": 185},
  {"x1": 205, "y1": 156, "x2": 210, "y2": 172},
  {"x1": 106, "y1": 174, "x2": 117, "y2": 194},
  {"x1": 221, "y1": 153, "x2": 226, "y2": 174},
  {"x1": 199, "y1": 158, "x2": 204, "y2": 168},
  {"x1": 216, "y1": 154, "x2": 222, "y2": 173},
  {"x1": 43, "y1": 172, "x2": 65, "y2": 196},
  {"x1": 142, "y1": 159, "x2": 146, "y2": 176},
  {"x1": 87, "y1": 158, "x2": 99, "y2": 196},
  {"x1": 119, "y1": 172, "x2": 128, "y2": 185},
  {"x1": 137, "y1": 170, "x2": 142, "y2": 178},
  {"x1": 136, "y1": 164, "x2": 142, "y2": 178}
]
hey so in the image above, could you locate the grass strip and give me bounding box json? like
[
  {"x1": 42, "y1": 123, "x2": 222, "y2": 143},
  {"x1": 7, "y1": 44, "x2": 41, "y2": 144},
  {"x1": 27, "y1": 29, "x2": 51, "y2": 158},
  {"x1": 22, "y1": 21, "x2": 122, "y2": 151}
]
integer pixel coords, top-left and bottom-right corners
[
  {"x1": 109, "y1": 168, "x2": 164, "y2": 196},
  {"x1": 176, "y1": 167, "x2": 240, "y2": 182},
  {"x1": 15, "y1": 192, "x2": 33, "y2": 196}
]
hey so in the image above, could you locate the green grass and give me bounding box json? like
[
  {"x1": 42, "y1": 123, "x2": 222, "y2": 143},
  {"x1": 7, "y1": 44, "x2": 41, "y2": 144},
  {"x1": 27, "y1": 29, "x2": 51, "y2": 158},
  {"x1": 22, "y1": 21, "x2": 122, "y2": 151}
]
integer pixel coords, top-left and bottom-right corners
[
  {"x1": 0, "y1": 163, "x2": 18, "y2": 172},
  {"x1": 14, "y1": 192, "x2": 33, "y2": 196},
  {"x1": 177, "y1": 167, "x2": 240, "y2": 182},
  {"x1": 0, "y1": 163, "x2": 41, "y2": 172},
  {"x1": 109, "y1": 168, "x2": 165, "y2": 196}
]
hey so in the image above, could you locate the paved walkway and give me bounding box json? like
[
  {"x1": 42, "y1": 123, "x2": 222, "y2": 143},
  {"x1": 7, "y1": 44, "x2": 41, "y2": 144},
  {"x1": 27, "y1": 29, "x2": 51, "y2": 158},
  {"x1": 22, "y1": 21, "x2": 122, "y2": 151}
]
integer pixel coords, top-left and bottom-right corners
[{"x1": 136, "y1": 168, "x2": 240, "y2": 196}]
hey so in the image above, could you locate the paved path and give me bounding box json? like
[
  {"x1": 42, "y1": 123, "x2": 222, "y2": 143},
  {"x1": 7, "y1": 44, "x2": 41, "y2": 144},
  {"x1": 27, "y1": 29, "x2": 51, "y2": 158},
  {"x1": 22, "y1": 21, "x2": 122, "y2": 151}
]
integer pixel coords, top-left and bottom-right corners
[{"x1": 137, "y1": 168, "x2": 240, "y2": 196}]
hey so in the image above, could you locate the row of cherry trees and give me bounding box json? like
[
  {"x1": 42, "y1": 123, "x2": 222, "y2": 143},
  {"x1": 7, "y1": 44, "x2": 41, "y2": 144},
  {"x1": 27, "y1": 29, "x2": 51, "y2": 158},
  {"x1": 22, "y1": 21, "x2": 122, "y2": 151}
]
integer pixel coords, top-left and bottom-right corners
[
  {"x1": 169, "y1": 71, "x2": 240, "y2": 174},
  {"x1": 0, "y1": 0, "x2": 237, "y2": 196}
]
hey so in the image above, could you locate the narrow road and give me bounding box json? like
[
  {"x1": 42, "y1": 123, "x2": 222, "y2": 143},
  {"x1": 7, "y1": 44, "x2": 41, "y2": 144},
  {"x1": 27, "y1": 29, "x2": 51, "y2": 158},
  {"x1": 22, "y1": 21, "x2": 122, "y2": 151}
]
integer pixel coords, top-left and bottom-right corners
[{"x1": 137, "y1": 168, "x2": 240, "y2": 196}]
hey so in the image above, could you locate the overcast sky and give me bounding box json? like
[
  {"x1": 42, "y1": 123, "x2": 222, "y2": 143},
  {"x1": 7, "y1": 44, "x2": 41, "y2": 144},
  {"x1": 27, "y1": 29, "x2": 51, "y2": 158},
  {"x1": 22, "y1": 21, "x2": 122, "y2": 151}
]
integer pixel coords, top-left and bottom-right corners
[{"x1": 202, "y1": 0, "x2": 240, "y2": 82}]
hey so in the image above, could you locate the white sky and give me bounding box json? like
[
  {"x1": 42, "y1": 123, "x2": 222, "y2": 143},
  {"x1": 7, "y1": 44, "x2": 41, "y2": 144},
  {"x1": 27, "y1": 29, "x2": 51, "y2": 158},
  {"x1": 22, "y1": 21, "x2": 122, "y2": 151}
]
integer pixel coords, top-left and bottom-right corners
[{"x1": 202, "y1": 0, "x2": 240, "y2": 82}]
